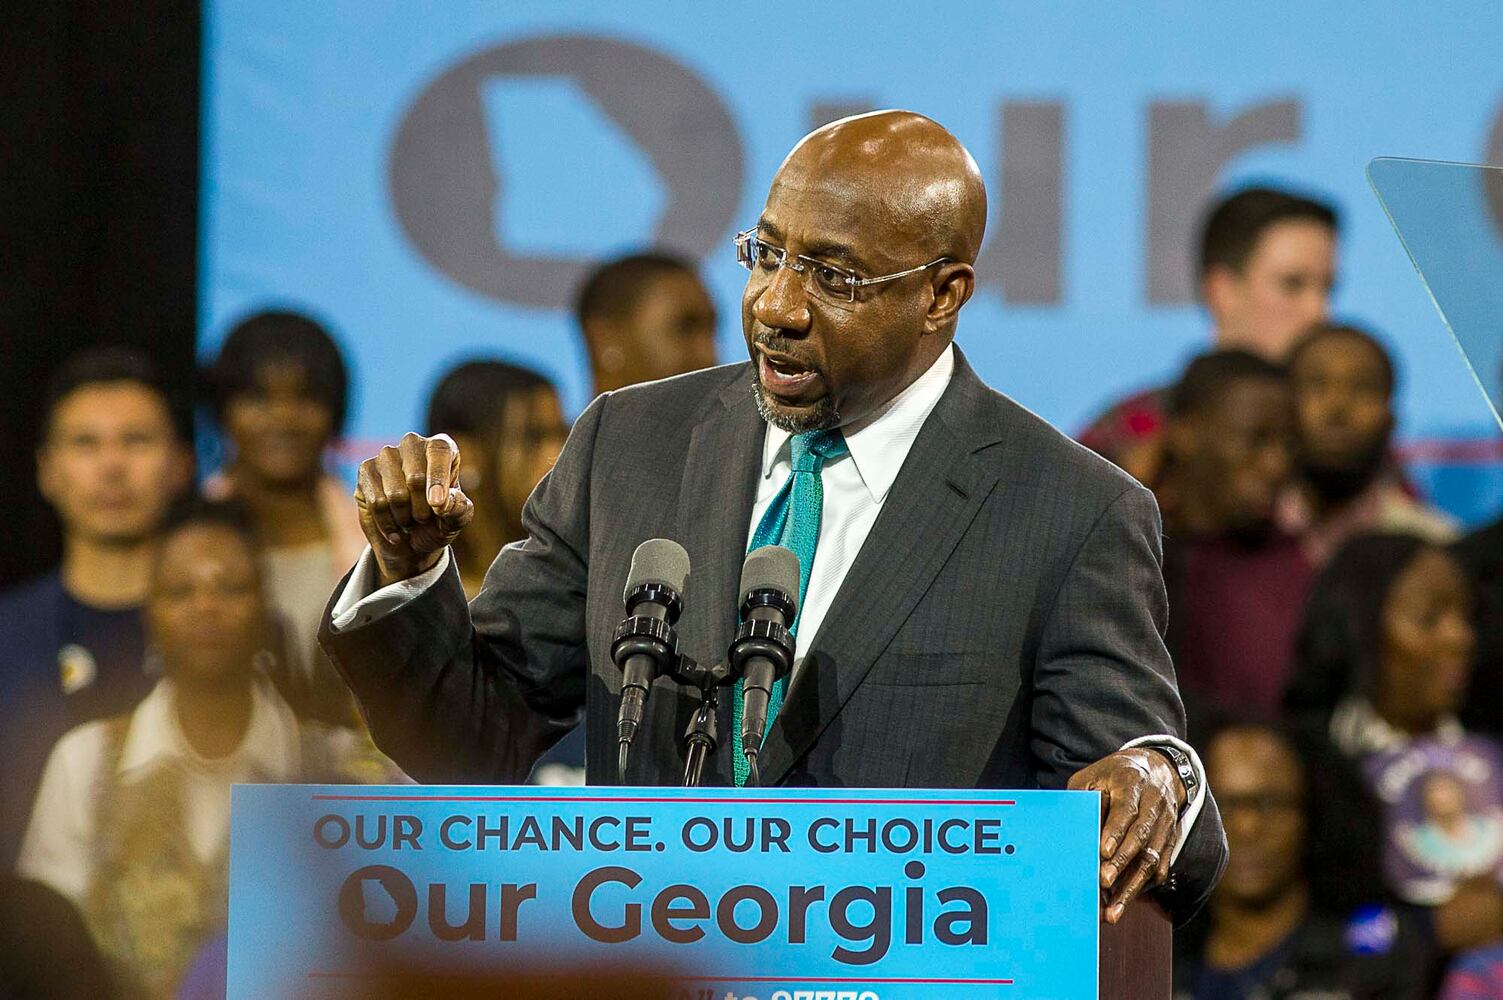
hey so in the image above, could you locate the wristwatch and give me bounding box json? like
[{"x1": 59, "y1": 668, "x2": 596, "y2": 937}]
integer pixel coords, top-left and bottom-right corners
[{"x1": 1153, "y1": 744, "x2": 1199, "y2": 810}]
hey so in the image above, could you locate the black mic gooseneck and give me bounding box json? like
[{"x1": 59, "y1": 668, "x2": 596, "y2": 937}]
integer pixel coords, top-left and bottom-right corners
[
  {"x1": 730, "y1": 545, "x2": 800, "y2": 786},
  {"x1": 612, "y1": 539, "x2": 690, "y2": 782}
]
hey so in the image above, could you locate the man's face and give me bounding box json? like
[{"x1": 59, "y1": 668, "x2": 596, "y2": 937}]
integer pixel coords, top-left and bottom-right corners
[
  {"x1": 741, "y1": 165, "x2": 944, "y2": 432},
  {"x1": 621, "y1": 270, "x2": 719, "y2": 384},
  {"x1": 1291, "y1": 334, "x2": 1392, "y2": 481},
  {"x1": 1177, "y1": 377, "x2": 1295, "y2": 534},
  {"x1": 1209, "y1": 220, "x2": 1337, "y2": 358},
  {"x1": 38, "y1": 382, "x2": 188, "y2": 545},
  {"x1": 1209, "y1": 729, "x2": 1306, "y2": 908}
]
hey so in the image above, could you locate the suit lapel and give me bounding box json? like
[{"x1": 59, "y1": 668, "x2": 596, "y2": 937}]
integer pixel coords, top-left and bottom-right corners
[
  {"x1": 756, "y1": 353, "x2": 1006, "y2": 786},
  {"x1": 675, "y1": 367, "x2": 764, "y2": 785}
]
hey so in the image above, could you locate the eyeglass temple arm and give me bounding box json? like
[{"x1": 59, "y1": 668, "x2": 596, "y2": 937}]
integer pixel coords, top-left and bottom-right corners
[{"x1": 850, "y1": 258, "x2": 953, "y2": 288}]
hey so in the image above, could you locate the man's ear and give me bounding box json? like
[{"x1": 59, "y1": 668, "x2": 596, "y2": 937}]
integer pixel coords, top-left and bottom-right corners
[
  {"x1": 583, "y1": 318, "x2": 625, "y2": 373},
  {"x1": 1201, "y1": 265, "x2": 1239, "y2": 322},
  {"x1": 924, "y1": 262, "x2": 975, "y2": 335}
]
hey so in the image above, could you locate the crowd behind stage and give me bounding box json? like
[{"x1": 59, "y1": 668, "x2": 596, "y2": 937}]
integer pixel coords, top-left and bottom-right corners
[{"x1": 3, "y1": 186, "x2": 1503, "y2": 1000}]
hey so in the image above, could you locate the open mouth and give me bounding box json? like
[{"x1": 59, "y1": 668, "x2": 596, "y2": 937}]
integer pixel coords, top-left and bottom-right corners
[{"x1": 756, "y1": 348, "x2": 822, "y2": 400}]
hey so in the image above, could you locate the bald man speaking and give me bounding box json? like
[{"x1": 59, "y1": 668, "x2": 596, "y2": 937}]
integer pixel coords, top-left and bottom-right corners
[{"x1": 321, "y1": 112, "x2": 1227, "y2": 922}]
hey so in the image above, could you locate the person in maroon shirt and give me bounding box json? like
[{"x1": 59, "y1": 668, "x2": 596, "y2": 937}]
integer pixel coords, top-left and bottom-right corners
[
  {"x1": 1080, "y1": 188, "x2": 1339, "y2": 484},
  {"x1": 1157, "y1": 349, "x2": 1315, "y2": 732},
  {"x1": 1280, "y1": 322, "x2": 1455, "y2": 568}
]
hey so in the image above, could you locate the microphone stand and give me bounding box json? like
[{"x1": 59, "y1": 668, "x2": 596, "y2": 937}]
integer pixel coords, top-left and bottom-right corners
[{"x1": 672, "y1": 655, "x2": 732, "y2": 787}]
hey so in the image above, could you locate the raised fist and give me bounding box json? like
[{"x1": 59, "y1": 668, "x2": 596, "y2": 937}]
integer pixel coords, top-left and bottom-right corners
[{"x1": 353, "y1": 432, "x2": 475, "y2": 584}]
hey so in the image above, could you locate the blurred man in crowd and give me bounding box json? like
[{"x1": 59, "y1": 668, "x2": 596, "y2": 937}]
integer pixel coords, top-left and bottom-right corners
[
  {"x1": 0, "y1": 348, "x2": 192, "y2": 870},
  {"x1": 1158, "y1": 350, "x2": 1313, "y2": 727},
  {"x1": 574, "y1": 251, "x2": 718, "y2": 394},
  {"x1": 1175, "y1": 722, "x2": 1432, "y2": 1000},
  {"x1": 204, "y1": 309, "x2": 366, "y2": 724},
  {"x1": 1281, "y1": 322, "x2": 1455, "y2": 566},
  {"x1": 1081, "y1": 188, "x2": 1339, "y2": 483}
]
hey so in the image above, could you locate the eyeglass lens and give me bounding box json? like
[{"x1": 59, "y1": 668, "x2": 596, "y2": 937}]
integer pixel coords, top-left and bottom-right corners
[{"x1": 736, "y1": 233, "x2": 856, "y2": 302}]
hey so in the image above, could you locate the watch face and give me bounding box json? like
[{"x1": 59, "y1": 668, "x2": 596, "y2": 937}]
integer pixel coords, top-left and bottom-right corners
[{"x1": 1161, "y1": 747, "x2": 1197, "y2": 790}]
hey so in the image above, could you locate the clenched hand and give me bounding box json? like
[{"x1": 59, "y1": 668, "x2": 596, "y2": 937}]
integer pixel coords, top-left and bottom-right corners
[{"x1": 354, "y1": 432, "x2": 475, "y2": 585}]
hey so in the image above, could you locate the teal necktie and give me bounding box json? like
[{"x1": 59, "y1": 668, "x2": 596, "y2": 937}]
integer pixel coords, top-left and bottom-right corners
[{"x1": 733, "y1": 427, "x2": 850, "y2": 786}]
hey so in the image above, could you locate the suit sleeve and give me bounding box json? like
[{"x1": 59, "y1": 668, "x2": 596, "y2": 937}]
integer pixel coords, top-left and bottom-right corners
[
  {"x1": 317, "y1": 393, "x2": 607, "y2": 784},
  {"x1": 1030, "y1": 483, "x2": 1228, "y2": 923}
]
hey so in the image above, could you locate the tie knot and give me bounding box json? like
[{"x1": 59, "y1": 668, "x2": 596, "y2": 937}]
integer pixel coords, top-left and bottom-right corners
[{"x1": 790, "y1": 429, "x2": 849, "y2": 472}]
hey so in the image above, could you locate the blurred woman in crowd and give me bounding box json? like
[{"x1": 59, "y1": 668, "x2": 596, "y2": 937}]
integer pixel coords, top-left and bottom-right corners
[
  {"x1": 15, "y1": 503, "x2": 396, "y2": 1000},
  {"x1": 424, "y1": 359, "x2": 581, "y2": 783},
  {"x1": 424, "y1": 359, "x2": 567, "y2": 599},
  {"x1": 1174, "y1": 720, "x2": 1432, "y2": 1000},
  {"x1": 1287, "y1": 533, "x2": 1503, "y2": 955},
  {"x1": 204, "y1": 309, "x2": 364, "y2": 723}
]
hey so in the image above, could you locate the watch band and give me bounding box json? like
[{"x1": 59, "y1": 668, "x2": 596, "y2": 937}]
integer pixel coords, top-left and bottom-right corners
[{"x1": 1154, "y1": 743, "x2": 1199, "y2": 808}]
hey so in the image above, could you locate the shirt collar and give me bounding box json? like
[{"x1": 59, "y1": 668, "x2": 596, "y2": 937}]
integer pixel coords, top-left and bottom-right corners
[
  {"x1": 760, "y1": 344, "x2": 955, "y2": 503},
  {"x1": 1329, "y1": 696, "x2": 1466, "y2": 757},
  {"x1": 117, "y1": 675, "x2": 302, "y2": 780}
]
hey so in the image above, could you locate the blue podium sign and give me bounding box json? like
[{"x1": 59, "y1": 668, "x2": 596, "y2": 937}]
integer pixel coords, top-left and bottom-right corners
[{"x1": 229, "y1": 786, "x2": 1100, "y2": 999}]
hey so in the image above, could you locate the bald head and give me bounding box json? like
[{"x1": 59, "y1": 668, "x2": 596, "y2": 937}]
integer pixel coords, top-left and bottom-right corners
[
  {"x1": 742, "y1": 111, "x2": 983, "y2": 435},
  {"x1": 776, "y1": 111, "x2": 988, "y2": 265}
]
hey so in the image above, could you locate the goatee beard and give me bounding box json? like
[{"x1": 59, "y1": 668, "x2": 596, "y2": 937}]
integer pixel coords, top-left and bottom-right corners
[
  {"x1": 751, "y1": 381, "x2": 840, "y2": 434},
  {"x1": 1303, "y1": 437, "x2": 1389, "y2": 507}
]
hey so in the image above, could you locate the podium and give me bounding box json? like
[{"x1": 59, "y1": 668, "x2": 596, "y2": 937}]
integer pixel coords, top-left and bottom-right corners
[
  {"x1": 1102, "y1": 900, "x2": 1172, "y2": 1000},
  {"x1": 228, "y1": 785, "x2": 1173, "y2": 999}
]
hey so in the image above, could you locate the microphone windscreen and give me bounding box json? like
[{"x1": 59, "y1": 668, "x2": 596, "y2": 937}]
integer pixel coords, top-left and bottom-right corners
[
  {"x1": 740, "y1": 545, "x2": 800, "y2": 610},
  {"x1": 624, "y1": 538, "x2": 691, "y2": 601}
]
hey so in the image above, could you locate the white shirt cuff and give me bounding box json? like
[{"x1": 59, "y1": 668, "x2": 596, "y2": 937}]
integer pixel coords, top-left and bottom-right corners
[
  {"x1": 329, "y1": 546, "x2": 452, "y2": 632},
  {"x1": 1119, "y1": 734, "x2": 1206, "y2": 866}
]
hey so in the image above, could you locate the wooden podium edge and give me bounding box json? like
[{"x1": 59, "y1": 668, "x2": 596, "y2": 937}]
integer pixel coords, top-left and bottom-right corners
[{"x1": 1099, "y1": 897, "x2": 1172, "y2": 1000}]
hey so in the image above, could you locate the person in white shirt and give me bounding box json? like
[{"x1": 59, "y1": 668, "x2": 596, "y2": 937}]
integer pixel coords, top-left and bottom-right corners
[{"x1": 17, "y1": 503, "x2": 396, "y2": 1000}]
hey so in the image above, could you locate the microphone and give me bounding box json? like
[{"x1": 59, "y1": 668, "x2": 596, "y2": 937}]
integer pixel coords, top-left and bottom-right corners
[
  {"x1": 731, "y1": 545, "x2": 799, "y2": 785},
  {"x1": 612, "y1": 539, "x2": 690, "y2": 781}
]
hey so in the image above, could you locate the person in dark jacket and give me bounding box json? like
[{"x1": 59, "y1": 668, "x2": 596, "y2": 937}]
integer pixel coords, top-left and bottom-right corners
[{"x1": 0, "y1": 349, "x2": 192, "y2": 870}]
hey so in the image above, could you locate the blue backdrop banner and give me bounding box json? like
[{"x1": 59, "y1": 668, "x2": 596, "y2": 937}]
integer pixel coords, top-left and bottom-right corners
[
  {"x1": 228, "y1": 785, "x2": 1100, "y2": 999},
  {"x1": 202, "y1": 3, "x2": 1503, "y2": 522}
]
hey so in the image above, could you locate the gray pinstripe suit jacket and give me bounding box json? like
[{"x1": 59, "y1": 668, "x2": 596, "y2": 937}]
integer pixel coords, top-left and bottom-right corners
[{"x1": 318, "y1": 348, "x2": 1227, "y2": 921}]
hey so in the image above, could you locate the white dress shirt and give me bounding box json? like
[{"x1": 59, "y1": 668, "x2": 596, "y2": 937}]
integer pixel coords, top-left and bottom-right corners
[
  {"x1": 330, "y1": 344, "x2": 1204, "y2": 860},
  {"x1": 753, "y1": 343, "x2": 955, "y2": 670},
  {"x1": 16, "y1": 677, "x2": 373, "y2": 906}
]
